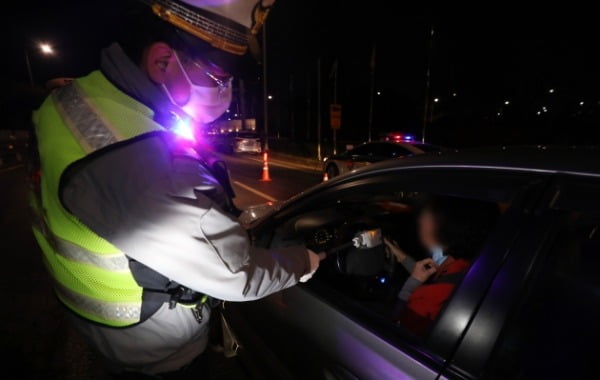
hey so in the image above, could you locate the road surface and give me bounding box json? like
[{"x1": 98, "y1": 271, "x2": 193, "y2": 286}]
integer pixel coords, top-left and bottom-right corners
[
  {"x1": 0, "y1": 154, "x2": 321, "y2": 378},
  {"x1": 222, "y1": 153, "x2": 322, "y2": 208}
]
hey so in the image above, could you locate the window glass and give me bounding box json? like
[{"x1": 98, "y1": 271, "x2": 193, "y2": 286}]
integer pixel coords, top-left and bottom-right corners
[
  {"x1": 348, "y1": 144, "x2": 372, "y2": 156},
  {"x1": 237, "y1": 132, "x2": 259, "y2": 139},
  {"x1": 268, "y1": 170, "x2": 522, "y2": 342},
  {"x1": 486, "y1": 199, "x2": 600, "y2": 379}
]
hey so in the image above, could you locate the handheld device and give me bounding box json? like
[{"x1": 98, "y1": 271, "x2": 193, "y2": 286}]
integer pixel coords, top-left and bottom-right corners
[{"x1": 326, "y1": 228, "x2": 383, "y2": 257}]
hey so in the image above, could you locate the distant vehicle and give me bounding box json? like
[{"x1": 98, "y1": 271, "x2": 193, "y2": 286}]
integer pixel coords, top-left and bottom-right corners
[
  {"x1": 229, "y1": 147, "x2": 600, "y2": 379},
  {"x1": 211, "y1": 131, "x2": 262, "y2": 154},
  {"x1": 323, "y1": 141, "x2": 442, "y2": 179}
]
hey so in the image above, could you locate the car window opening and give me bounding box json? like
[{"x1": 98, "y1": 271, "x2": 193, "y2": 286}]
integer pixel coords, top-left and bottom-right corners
[{"x1": 271, "y1": 191, "x2": 502, "y2": 338}]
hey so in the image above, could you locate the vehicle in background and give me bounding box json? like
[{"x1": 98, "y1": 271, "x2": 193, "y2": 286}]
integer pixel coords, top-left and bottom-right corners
[
  {"x1": 210, "y1": 131, "x2": 262, "y2": 155},
  {"x1": 323, "y1": 141, "x2": 442, "y2": 179},
  {"x1": 230, "y1": 147, "x2": 600, "y2": 379}
]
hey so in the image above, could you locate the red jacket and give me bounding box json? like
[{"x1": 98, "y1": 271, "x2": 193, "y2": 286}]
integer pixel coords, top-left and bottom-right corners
[{"x1": 398, "y1": 257, "x2": 471, "y2": 335}]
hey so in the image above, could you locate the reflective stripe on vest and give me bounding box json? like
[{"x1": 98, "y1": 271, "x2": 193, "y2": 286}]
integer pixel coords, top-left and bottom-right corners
[
  {"x1": 32, "y1": 73, "x2": 158, "y2": 327},
  {"x1": 52, "y1": 82, "x2": 124, "y2": 153},
  {"x1": 55, "y1": 282, "x2": 141, "y2": 325},
  {"x1": 32, "y1": 213, "x2": 129, "y2": 272}
]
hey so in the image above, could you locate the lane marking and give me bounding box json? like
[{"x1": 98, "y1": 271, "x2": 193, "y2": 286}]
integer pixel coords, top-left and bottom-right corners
[
  {"x1": 233, "y1": 181, "x2": 278, "y2": 202},
  {"x1": 245, "y1": 156, "x2": 321, "y2": 173},
  {"x1": 0, "y1": 164, "x2": 24, "y2": 174}
]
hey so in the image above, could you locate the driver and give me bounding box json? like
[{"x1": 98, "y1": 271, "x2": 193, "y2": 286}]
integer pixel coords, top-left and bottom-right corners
[{"x1": 384, "y1": 196, "x2": 499, "y2": 335}]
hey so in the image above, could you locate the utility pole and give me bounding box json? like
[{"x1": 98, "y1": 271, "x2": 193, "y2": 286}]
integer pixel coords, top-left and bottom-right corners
[
  {"x1": 316, "y1": 58, "x2": 322, "y2": 161},
  {"x1": 306, "y1": 71, "x2": 311, "y2": 141},
  {"x1": 24, "y1": 49, "x2": 34, "y2": 86},
  {"x1": 367, "y1": 45, "x2": 376, "y2": 142},
  {"x1": 262, "y1": 23, "x2": 269, "y2": 151},
  {"x1": 422, "y1": 26, "x2": 434, "y2": 143},
  {"x1": 289, "y1": 74, "x2": 295, "y2": 139},
  {"x1": 332, "y1": 60, "x2": 338, "y2": 155},
  {"x1": 239, "y1": 79, "x2": 246, "y2": 126}
]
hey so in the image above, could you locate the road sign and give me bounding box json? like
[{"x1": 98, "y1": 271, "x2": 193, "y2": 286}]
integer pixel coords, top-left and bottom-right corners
[{"x1": 330, "y1": 104, "x2": 342, "y2": 129}]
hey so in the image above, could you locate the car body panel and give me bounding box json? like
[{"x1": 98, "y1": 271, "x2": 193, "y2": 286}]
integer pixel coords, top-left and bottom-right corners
[
  {"x1": 323, "y1": 141, "x2": 438, "y2": 178},
  {"x1": 228, "y1": 146, "x2": 600, "y2": 379},
  {"x1": 226, "y1": 286, "x2": 443, "y2": 380}
]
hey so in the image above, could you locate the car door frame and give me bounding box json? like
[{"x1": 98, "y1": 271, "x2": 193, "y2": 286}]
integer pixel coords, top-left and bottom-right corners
[
  {"x1": 231, "y1": 165, "x2": 549, "y2": 379},
  {"x1": 442, "y1": 173, "x2": 600, "y2": 379}
]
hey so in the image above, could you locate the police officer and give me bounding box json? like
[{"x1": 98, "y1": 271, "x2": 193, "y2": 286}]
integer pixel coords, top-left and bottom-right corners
[{"x1": 30, "y1": 0, "x2": 323, "y2": 375}]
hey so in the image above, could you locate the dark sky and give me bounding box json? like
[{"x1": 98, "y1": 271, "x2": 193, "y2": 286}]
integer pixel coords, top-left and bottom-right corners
[{"x1": 3, "y1": 1, "x2": 600, "y2": 144}]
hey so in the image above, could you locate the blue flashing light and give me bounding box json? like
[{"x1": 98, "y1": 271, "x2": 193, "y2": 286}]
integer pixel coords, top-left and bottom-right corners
[
  {"x1": 404, "y1": 135, "x2": 413, "y2": 140},
  {"x1": 172, "y1": 118, "x2": 196, "y2": 142},
  {"x1": 379, "y1": 277, "x2": 387, "y2": 284}
]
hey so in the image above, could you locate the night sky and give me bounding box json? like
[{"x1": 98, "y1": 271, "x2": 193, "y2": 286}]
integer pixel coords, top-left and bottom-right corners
[{"x1": 3, "y1": 1, "x2": 600, "y2": 147}]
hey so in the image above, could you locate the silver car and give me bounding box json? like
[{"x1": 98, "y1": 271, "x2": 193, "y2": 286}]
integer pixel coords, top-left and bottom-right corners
[
  {"x1": 231, "y1": 131, "x2": 262, "y2": 154},
  {"x1": 323, "y1": 141, "x2": 440, "y2": 179},
  {"x1": 228, "y1": 147, "x2": 600, "y2": 380}
]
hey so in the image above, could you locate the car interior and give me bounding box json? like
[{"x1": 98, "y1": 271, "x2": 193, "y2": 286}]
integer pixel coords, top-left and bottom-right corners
[{"x1": 268, "y1": 186, "x2": 504, "y2": 335}]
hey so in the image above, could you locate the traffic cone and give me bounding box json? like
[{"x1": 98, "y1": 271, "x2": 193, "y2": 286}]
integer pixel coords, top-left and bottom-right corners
[
  {"x1": 322, "y1": 172, "x2": 329, "y2": 182},
  {"x1": 260, "y1": 152, "x2": 272, "y2": 182}
]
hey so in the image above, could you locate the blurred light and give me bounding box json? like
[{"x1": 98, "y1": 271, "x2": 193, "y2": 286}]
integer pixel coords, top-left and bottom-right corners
[
  {"x1": 234, "y1": 113, "x2": 238, "y2": 117},
  {"x1": 433, "y1": 98, "x2": 439, "y2": 103},
  {"x1": 39, "y1": 43, "x2": 54, "y2": 55},
  {"x1": 379, "y1": 277, "x2": 386, "y2": 284},
  {"x1": 267, "y1": 95, "x2": 273, "y2": 100},
  {"x1": 542, "y1": 106, "x2": 548, "y2": 112},
  {"x1": 226, "y1": 109, "x2": 230, "y2": 113},
  {"x1": 172, "y1": 118, "x2": 195, "y2": 142},
  {"x1": 537, "y1": 111, "x2": 541, "y2": 115},
  {"x1": 579, "y1": 101, "x2": 585, "y2": 106},
  {"x1": 504, "y1": 100, "x2": 510, "y2": 105},
  {"x1": 497, "y1": 112, "x2": 501, "y2": 116},
  {"x1": 391, "y1": 134, "x2": 414, "y2": 142},
  {"x1": 452, "y1": 92, "x2": 457, "y2": 97},
  {"x1": 549, "y1": 88, "x2": 555, "y2": 94},
  {"x1": 377, "y1": 91, "x2": 381, "y2": 96}
]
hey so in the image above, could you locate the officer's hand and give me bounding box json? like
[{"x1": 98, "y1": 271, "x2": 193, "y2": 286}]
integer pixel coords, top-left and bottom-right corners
[
  {"x1": 300, "y1": 249, "x2": 326, "y2": 283},
  {"x1": 411, "y1": 258, "x2": 437, "y2": 282}
]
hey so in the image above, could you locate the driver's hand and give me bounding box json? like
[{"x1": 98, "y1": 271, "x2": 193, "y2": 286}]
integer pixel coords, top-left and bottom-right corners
[
  {"x1": 383, "y1": 237, "x2": 408, "y2": 263},
  {"x1": 300, "y1": 249, "x2": 326, "y2": 283},
  {"x1": 411, "y1": 258, "x2": 438, "y2": 282}
]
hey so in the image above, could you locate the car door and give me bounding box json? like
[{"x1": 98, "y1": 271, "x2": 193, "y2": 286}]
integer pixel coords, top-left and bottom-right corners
[
  {"x1": 445, "y1": 174, "x2": 600, "y2": 379},
  {"x1": 225, "y1": 167, "x2": 545, "y2": 380}
]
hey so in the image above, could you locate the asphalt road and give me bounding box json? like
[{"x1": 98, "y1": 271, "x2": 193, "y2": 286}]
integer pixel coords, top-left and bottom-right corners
[
  {"x1": 0, "y1": 155, "x2": 321, "y2": 379},
  {"x1": 221, "y1": 153, "x2": 323, "y2": 208}
]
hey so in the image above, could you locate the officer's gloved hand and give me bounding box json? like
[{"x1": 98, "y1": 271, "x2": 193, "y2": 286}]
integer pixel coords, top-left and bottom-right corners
[{"x1": 300, "y1": 249, "x2": 326, "y2": 283}]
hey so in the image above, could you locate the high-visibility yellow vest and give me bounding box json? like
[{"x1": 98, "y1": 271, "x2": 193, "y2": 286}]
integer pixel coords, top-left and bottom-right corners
[{"x1": 32, "y1": 71, "x2": 165, "y2": 327}]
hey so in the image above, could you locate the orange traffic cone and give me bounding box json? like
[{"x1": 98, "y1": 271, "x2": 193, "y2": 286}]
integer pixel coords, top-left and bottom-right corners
[
  {"x1": 322, "y1": 172, "x2": 329, "y2": 182},
  {"x1": 260, "y1": 152, "x2": 272, "y2": 182}
]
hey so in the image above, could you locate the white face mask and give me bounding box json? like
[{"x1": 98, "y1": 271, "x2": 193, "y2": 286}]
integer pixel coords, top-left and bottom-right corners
[
  {"x1": 430, "y1": 246, "x2": 448, "y2": 266},
  {"x1": 163, "y1": 51, "x2": 232, "y2": 124}
]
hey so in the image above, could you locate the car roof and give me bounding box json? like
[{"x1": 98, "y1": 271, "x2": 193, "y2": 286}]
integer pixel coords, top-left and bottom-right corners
[
  {"x1": 346, "y1": 141, "x2": 424, "y2": 153},
  {"x1": 344, "y1": 145, "x2": 600, "y2": 178}
]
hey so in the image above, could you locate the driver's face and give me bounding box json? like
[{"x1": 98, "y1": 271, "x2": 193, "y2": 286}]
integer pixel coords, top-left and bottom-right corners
[{"x1": 418, "y1": 209, "x2": 439, "y2": 250}]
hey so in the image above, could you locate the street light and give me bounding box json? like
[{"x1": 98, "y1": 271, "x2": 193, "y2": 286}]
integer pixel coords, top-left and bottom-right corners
[
  {"x1": 579, "y1": 101, "x2": 585, "y2": 106},
  {"x1": 39, "y1": 43, "x2": 54, "y2": 55},
  {"x1": 549, "y1": 88, "x2": 555, "y2": 94},
  {"x1": 504, "y1": 100, "x2": 510, "y2": 105},
  {"x1": 267, "y1": 95, "x2": 273, "y2": 100},
  {"x1": 452, "y1": 92, "x2": 457, "y2": 97},
  {"x1": 24, "y1": 41, "x2": 55, "y2": 86},
  {"x1": 376, "y1": 91, "x2": 381, "y2": 96},
  {"x1": 433, "y1": 97, "x2": 439, "y2": 103}
]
